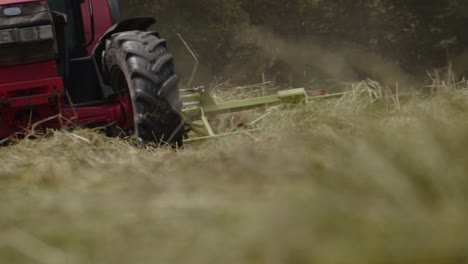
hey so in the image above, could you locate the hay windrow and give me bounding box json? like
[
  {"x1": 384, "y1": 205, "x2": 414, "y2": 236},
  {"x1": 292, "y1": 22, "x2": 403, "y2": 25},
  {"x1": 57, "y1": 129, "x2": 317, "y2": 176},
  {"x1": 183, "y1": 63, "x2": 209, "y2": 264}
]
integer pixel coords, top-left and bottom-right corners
[{"x1": 1, "y1": 80, "x2": 468, "y2": 263}]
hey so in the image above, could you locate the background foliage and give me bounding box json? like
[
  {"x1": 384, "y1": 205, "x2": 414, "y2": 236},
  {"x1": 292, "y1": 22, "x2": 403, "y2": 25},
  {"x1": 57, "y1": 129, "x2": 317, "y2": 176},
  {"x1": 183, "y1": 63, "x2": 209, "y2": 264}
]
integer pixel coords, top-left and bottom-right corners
[{"x1": 121, "y1": 0, "x2": 468, "y2": 87}]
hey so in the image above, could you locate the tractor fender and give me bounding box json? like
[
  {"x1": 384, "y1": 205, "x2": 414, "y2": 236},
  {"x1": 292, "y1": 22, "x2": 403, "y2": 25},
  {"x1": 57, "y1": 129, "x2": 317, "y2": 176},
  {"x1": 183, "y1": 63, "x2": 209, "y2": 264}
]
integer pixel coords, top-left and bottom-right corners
[
  {"x1": 91, "y1": 17, "x2": 157, "y2": 98},
  {"x1": 108, "y1": 0, "x2": 121, "y2": 25},
  {"x1": 98, "y1": 17, "x2": 156, "y2": 42}
]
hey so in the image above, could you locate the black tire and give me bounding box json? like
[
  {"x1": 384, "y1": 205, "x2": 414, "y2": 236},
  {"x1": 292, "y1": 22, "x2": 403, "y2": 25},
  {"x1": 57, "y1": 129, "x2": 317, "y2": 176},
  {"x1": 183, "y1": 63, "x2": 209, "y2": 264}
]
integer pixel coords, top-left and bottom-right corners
[{"x1": 103, "y1": 31, "x2": 184, "y2": 146}]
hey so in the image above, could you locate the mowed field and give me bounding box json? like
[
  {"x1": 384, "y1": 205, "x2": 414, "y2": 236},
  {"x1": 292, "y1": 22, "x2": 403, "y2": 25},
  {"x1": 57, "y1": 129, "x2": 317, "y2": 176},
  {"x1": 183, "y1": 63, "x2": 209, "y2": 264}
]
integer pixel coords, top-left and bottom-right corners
[{"x1": 1, "y1": 79, "x2": 468, "y2": 264}]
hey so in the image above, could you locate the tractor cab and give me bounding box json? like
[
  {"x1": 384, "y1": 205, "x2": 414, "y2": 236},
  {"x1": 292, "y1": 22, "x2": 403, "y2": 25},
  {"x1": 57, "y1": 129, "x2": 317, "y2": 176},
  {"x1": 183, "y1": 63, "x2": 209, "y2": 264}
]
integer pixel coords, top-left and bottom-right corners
[
  {"x1": 0, "y1": 0, "x2": 184, "y2": 146},
  {"x1": 48, "y1": 0, "x2": 120, "y2": 104},
  {"x1": 0, "y1": 0, "x2": 120, "y2": 103},
  {"x1": 48, "y1": 0, "x2": 121, "y2": 57},
  {"x1": 48, "y1": 0, "x2": 88, "y2": 58},
  {"x1": 48, "y1": 0, "x2": 121, "y2": 104}
]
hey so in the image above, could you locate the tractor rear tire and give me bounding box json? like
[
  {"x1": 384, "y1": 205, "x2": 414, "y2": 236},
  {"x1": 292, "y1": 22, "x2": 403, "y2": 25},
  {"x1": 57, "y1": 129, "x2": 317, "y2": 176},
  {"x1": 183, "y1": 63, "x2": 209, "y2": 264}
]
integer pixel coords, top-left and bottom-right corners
[{"x1": 103, "y1": 31, "x2": 184, "y2": 146}]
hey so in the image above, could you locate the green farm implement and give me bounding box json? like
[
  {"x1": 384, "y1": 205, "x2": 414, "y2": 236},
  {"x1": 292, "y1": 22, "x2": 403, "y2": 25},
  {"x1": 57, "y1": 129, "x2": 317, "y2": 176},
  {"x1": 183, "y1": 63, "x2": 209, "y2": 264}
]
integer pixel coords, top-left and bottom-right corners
[{"x1": 181, "y1": 86, "x2": 345, "y2": 143}]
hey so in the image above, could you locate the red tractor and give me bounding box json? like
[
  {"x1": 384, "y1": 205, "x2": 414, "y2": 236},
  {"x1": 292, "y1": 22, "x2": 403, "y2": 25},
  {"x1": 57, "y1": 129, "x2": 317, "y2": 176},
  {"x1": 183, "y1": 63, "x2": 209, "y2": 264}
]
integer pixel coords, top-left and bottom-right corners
[{"x1": 0, "y1": 0, "x2": 184, "y2": 145}]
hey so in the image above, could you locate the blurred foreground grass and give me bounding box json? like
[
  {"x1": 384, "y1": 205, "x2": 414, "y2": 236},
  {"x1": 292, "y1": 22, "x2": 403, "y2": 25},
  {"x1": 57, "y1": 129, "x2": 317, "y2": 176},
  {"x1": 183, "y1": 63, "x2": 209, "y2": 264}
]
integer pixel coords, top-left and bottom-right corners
[{"x1": 2, "y1": 81, "x2": 468, "y2": 263}]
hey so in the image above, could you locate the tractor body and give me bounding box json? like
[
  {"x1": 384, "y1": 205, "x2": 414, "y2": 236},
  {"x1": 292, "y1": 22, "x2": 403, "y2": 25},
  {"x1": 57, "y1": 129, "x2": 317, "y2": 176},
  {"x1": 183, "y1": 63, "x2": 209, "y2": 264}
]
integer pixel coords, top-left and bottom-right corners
[
  {"x1": 0, "y1": 0, "x2": 319, "y2": 145},
  {"x1": 0, "y1": 0, "x2": 184, "y2": 144}
]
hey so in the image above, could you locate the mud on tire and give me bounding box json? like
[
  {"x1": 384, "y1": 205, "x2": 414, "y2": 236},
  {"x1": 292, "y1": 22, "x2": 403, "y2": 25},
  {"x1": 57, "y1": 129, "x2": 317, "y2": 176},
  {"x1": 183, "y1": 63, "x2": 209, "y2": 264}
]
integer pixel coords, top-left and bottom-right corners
[{"x1": 103, "y1": 31, "x2": 184, "y2": 146}]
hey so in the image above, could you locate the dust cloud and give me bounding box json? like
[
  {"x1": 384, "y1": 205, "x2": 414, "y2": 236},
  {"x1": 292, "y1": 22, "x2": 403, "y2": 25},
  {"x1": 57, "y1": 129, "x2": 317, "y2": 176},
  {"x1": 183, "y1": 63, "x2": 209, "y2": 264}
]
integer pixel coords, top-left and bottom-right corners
[{"x1": 223, "y1": 26, "x2": 417, "y2": 89}]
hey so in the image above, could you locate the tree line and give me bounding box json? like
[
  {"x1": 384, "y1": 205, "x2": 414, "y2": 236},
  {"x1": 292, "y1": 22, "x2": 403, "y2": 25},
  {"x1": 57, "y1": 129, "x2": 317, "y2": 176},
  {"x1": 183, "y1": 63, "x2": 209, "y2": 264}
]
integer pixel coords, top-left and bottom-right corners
[{"x1": 121, "y1": 0, "x2": 468, "y2": 86}]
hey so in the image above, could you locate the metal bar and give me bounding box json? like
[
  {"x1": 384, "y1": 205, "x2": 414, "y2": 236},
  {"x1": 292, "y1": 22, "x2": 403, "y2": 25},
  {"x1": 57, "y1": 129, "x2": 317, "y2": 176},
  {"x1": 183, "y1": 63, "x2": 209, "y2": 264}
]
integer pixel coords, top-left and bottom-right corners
[
  {"x1": 184, "y1": 129, "x2": 261, "y2": 143},
  {"x1": 200, "y1": 115, "x2": 215, "y2": 136},
  {"x1": 181, "y1": 93, "x2": 202, "y2": 103},
  {"x1": 308, "y1": 92, "x2": 347, "y2": 100},
  {"x1": 202, "y1": 95, "x2": 281, "y2": 115},
  {"x1": 183, "y1": 88, "x2": 308, "y2": 119},
  {"x1": 177, "y1": 34, "x2": 199, "y2": 88},
  {"x1": 189, "y1": 122, "x2": 211, "y2": 136}
]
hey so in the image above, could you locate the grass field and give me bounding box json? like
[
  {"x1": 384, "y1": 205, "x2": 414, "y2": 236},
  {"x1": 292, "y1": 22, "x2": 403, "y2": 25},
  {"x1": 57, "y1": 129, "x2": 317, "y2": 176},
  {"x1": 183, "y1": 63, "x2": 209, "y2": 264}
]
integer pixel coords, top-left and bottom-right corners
[{"x1": 1, "y1": 78, "x2": 468, "y2": 264}]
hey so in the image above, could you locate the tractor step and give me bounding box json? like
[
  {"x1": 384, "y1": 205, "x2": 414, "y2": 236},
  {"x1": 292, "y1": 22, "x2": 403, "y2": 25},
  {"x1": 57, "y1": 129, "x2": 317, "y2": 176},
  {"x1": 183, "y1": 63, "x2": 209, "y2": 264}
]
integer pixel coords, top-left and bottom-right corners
[{"x1": 0, "y1": 78, "x2": 64, "y2": 108}]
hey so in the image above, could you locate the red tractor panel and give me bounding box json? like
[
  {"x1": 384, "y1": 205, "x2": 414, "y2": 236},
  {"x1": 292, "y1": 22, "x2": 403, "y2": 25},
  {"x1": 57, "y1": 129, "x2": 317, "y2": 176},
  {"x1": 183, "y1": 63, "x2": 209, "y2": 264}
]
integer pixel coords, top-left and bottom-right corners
[
  {"x1": 0, "y1": 0, "x2": 184, "y2": 145},
  {"x1": 81, "y1": 0, "x2": 114, "y2": 54}
]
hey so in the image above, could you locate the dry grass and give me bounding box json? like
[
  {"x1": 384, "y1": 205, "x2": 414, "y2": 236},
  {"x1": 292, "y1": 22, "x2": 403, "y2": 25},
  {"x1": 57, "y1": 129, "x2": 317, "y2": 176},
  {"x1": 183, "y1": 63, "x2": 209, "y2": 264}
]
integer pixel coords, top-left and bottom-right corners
[{"x1": 1, "y1": 79, "x2": 468, "y2": 264}]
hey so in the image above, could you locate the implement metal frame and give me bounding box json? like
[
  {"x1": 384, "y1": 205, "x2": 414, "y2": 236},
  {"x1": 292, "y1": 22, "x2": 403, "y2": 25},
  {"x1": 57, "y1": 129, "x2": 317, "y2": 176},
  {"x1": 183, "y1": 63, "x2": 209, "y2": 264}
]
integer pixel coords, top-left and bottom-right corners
[{"x1": 181, "y1": 86, "x2": 345, "y2": 143}]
